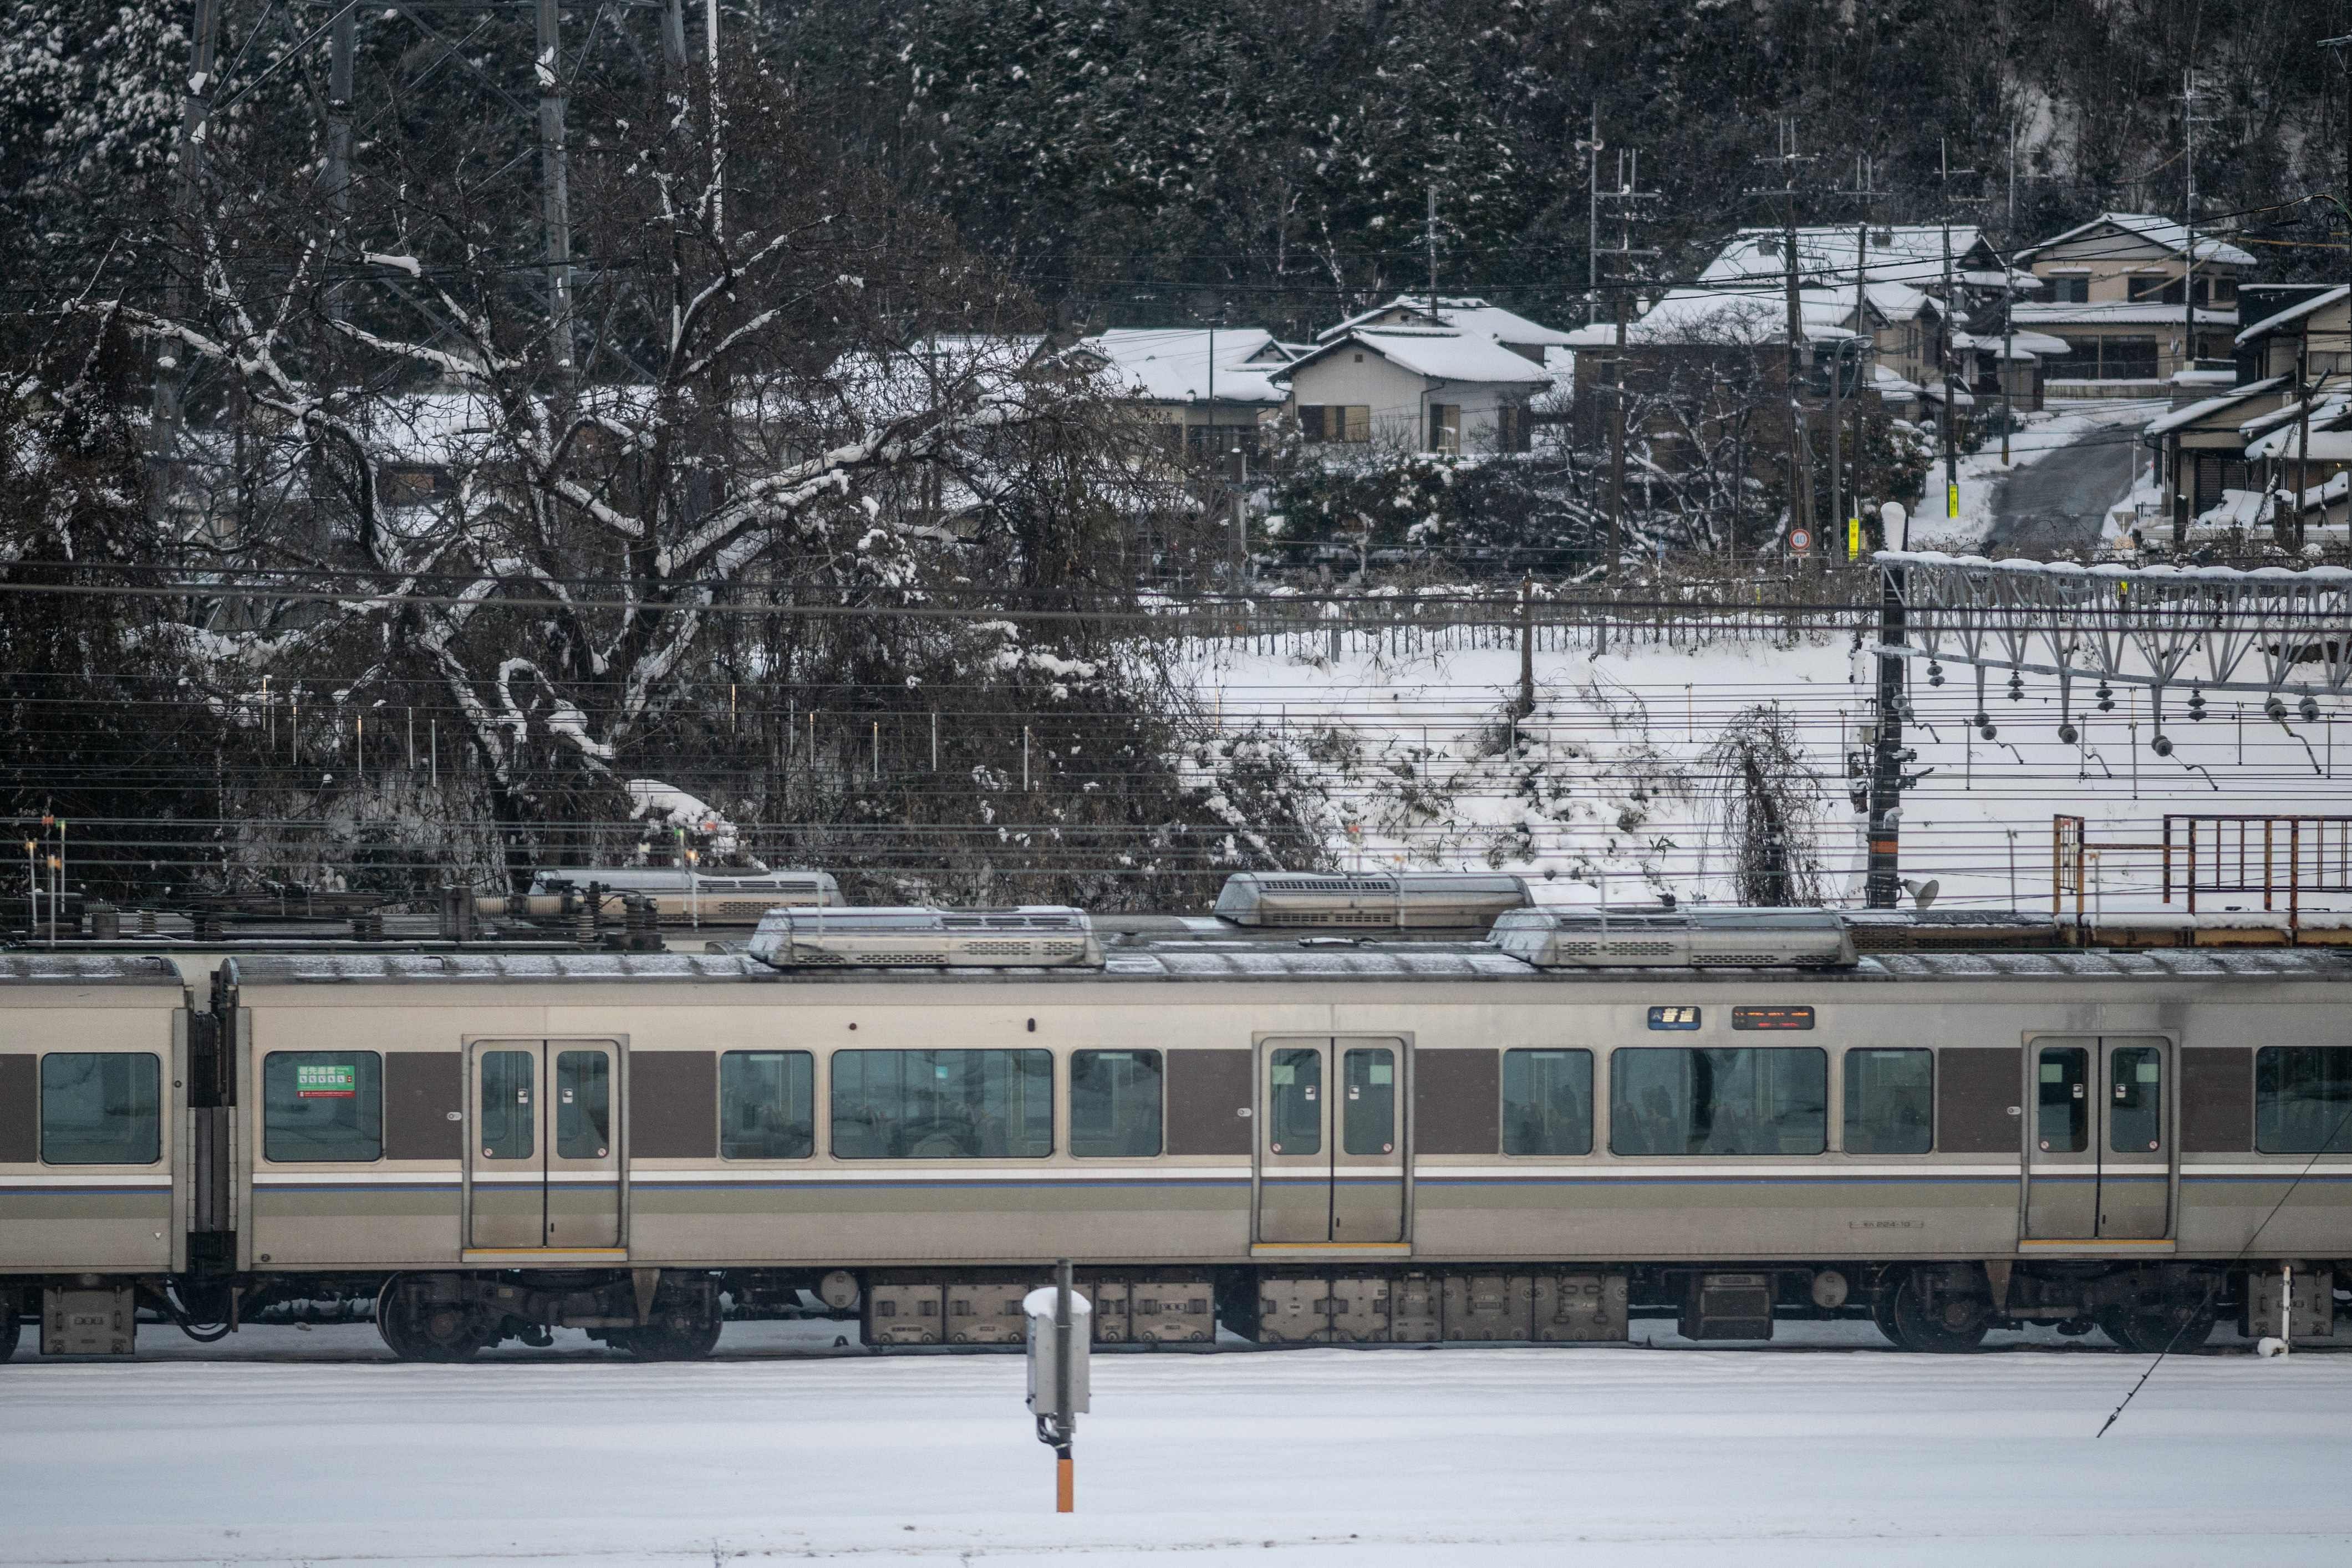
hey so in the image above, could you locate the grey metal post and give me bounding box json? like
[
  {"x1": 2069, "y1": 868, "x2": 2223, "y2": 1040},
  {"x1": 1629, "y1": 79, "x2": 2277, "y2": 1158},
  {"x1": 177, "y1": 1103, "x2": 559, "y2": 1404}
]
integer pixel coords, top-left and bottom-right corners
[
  {"x1": 1053, "y1": 1257, "x2": 1075, "y2": 1509},
  {"x1": 535, "y1": 0, "x2": 574, "y2": 378}
]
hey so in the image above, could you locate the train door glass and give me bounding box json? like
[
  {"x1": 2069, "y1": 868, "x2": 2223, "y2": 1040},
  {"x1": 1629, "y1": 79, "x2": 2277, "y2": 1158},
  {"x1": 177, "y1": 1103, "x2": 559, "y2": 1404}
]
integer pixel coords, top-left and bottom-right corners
[
  {"x1": 2024, "y1": 1041, "x2": 2096, "y2": 1240},
  {"x1": 2098, "y1": 1038, "x2": 2170, "y2": 1240},
  {"x1": 1258, "y1": 1043, "x2": 1328, "y2": 1243},
  {"x1": 2023, "y1": 1036, "x2": 2172, "y2": 1241},
  {"x1": 1333, "y1": 1041, "x2": 1405, "y2": 1244},
  {"x1": 1253, "y1": 1037, "x2": 1407, "y2": 1245},
  {"x1": 466, "y1": 1039, "x2": 624, "y2": 1252}
]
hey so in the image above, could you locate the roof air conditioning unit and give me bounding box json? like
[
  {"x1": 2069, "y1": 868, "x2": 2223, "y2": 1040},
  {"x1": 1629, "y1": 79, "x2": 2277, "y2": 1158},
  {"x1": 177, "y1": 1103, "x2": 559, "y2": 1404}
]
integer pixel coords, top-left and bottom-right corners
[
  {"x1": 1214, "y1": 871, "x2": 1532, "y2": 931},
  {"x1": 748, "y1": 907, "x2": 1104, "y2": 969},
  {"x1": 1489, "y1": 907, "x2": 1857, "y2": 969}
]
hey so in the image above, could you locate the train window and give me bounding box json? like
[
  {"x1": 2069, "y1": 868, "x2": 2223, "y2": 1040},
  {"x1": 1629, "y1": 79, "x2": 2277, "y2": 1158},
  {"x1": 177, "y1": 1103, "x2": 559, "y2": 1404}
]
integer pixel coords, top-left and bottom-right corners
[
  {"x1": 555, "y1": 1050, "x2": 612, "y2": 1159},
  {"x1": 39, "y1": 1052, "x2": 161, "y2": 1165},
  {"x1": 261, "y1": 1052, "x2": 384, "y2": 1163},
  {"x1": 1342, "y1": 1047, "x2": 1396, "y2": 1155},
  {"x1": 1070, "y1": 1050, "x2": 1163, "y2": 1158},
  {"x1": 1608, "y1": 1048, "x2": 1826, "y2": 1156},
  {"x1": 2036, "y1": 1045, "x2": 2088, "y2": 1153},
  {"x1": 720, "y1": 1051, "x2": 816, "y2": 1160},
  {"x1": 1266, "y1": 1047, "x2": 1322, "y2": 1156},
  {"x1": 2255, "y1": 1046, "x2": 2352, "y2": 1154},
  {"x1": 1502, "y1": 1049, "x2": 1594, "y2": 1156},
  {"x1": 1843, "y1": 1049, "x2": 1933, "y2": 1155},
  {"x1": 829, "y1": 1050, "x2": 1053, "y2": 1159},
  {"x1": 2109, "y1": 1045, "x2": 2162, "y2": 1154}
]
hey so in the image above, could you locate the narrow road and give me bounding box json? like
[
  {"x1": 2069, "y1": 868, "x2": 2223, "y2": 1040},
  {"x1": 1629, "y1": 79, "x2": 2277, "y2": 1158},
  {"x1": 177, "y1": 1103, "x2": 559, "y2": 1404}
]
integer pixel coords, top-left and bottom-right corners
[{"x1": 1984, "y1": 418, "x2": 2145, "y2": 555}]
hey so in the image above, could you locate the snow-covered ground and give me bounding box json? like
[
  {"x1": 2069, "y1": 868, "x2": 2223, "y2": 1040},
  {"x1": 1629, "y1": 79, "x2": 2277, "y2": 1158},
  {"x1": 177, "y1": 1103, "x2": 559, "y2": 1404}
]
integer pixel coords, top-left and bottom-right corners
[
  {"x1": 6, "y1": 1323, "x2": 2348, "y2": 1566},
  {"x1": 1906, "y1": 399, "x2": 2161, "y2": 551},
  {"x1": 1180, "y1": 630, "x2": 2350, "y2": 914}
]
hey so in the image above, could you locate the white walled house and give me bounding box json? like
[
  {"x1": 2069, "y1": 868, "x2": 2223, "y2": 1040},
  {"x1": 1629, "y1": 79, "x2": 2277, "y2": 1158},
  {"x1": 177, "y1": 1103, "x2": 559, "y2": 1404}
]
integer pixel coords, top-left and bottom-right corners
[{"x1": 1272, "y1": 327, "x2": 1552, "y2": 454}]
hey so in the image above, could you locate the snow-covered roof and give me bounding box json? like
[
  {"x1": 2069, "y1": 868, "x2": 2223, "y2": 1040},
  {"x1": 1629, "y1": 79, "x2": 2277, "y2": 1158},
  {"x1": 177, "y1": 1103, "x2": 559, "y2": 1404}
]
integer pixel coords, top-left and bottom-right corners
[
  {"x1": 2236, "y1": 286, "x2": 2351, "y2": 347},
  {"x1": 2239, "y1": 385, "x2": 2352, "y2": 441},
  {"x1": 1697, "y1": 226, "x2": 2020, "y2": 293},
  {"x1": 2011, "y1": 302, "x2": 2235, "y2": 328},
  {"x1": 1069, "y1": 328, "x2": 1289, "y2": 405},
  {"x1": 1871, "y1": 364, "x2": 1922, "y2": 398},
  {"x1": 1952, "y1": 328, "x2": 2071, "y2": 360},
  {"x1": 2015, "y1": 212, "x2": 2258, "y2": 269},
  {"x1": 1864, "y1": 279, "x2": 1936, "y2": 320},
  {"x1": 1275, "y1": 327, "x2": 1553, "y2": 386},
  {"x1": 1561, "y1": 287, "x2": 1866, "y2": 349},
  {"x1": 2141, "y1": 374, "x2": 2288, "y2": 437},
  {"x1": 1315, "y1": 294, "x2": 1572, "y2": 349}
]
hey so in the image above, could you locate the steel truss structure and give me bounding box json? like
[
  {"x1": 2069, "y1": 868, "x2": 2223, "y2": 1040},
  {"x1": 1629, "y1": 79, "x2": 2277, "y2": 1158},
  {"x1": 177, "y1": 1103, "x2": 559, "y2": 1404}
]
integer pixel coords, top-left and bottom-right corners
[{"x1": 1875, "y1": 552, "x2": 2352, "y2": 736}]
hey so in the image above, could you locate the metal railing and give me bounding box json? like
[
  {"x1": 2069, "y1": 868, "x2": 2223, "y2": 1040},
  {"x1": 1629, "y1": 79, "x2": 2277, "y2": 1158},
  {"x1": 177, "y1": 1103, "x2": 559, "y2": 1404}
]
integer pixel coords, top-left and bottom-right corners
[{"x1": 2165, "y1": 815, "x2": 2352, "y2": 928}]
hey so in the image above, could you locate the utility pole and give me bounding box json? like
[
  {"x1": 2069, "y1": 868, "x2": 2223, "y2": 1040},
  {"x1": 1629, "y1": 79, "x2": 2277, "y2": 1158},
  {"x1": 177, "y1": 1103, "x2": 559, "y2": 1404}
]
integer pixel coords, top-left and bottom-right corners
[
  {"x1": 1596, "y1": 147, "x2": 1659, "y2": 573},
  {"x1": 324, "y1": 3, "x2": 357, "y2": 327},
  {"x1": 1427, "y1": 185, "x2": 1441, "y2": 323},
  {"x1": 1934, "y1": 139, "x2": 1984, "y2": 524},
  {"x1": 1578, "y1": 109, "x2": 1603, "y2": 327},
  {"x1": 1747, "y1": 119, "x2": 1819, "y2": 556},
  {"x1": 536, "y1": 0, "x2": 574, "y2": 379},
  {"x1": 1864, "y1": 554, "x2": 1911, "y2": 909},
  {"x1": 153, "y1": 0, "x2": 223, "y2": 528},
  {"x1": 1836, "y1": 157, "x2": 1892, "y2": 554}
]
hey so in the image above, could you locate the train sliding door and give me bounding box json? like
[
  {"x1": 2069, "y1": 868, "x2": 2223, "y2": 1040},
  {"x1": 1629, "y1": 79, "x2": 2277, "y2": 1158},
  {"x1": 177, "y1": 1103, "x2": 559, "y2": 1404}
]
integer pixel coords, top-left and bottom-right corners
[
  {"x1": 1254, "y1": 1036, "x2": 1407, "y2": 1245},
  {"x1": 2023, "y1": 1035, "x2": 2172, "y2": 1241},
  {"x1": 465, "y1": 1038, "x2": 624, "y2": 1255}
]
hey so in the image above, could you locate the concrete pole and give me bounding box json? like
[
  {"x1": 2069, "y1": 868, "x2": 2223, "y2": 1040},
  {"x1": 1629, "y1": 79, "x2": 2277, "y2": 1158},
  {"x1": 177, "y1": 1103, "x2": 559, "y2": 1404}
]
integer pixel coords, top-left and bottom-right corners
[
  {"x1": 535, "y1": 0, "x2": 574, "y2": 378},
  {"x1": 153, "y1": 0, "x2": 222, "y2": 525}
]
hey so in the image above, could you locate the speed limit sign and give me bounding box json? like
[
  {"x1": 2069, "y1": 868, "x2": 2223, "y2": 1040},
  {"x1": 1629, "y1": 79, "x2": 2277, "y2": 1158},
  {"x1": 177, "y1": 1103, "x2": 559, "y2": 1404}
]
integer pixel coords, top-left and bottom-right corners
[{"x1": 1788, "y1": 527, "x2": 1813, "y2": 554}]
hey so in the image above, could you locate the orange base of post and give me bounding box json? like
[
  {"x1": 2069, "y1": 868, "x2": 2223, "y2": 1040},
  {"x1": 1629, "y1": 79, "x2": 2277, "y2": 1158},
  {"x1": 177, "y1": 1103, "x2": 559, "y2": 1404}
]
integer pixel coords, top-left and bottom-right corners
[{"x1": 1056, "y1": 1454, "x2": 1074, "y2": 1514}]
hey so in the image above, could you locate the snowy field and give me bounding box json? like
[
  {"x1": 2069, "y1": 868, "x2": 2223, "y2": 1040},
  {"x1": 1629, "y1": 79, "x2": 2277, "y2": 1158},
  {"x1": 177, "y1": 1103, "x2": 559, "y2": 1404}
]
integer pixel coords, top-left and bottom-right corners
[
  {"x1": 6, "y1": 1322, "x2": 2349, "y2": 1566},
  {"x1": 1180, "y1": 628, "x2": 2348, "y2": 915}
]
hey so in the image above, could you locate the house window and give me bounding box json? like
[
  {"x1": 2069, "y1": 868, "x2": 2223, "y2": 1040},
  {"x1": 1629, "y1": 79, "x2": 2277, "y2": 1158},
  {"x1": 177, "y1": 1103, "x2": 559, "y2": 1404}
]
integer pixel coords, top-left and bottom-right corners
[
  {"x1": 2049, "y1": 276, "x2": 2090, "y2": 304},
  {"x1": 2129, "y1": 274, "x2": 2185, "y2": 305},
  {"x1": 1299, "y1": 405, "x2": 1370, "y2": 444},
  {"x1": 1428, "y1": 403, "x2": 1461, "y2": 452},
  {"x1": 2206, "y1": 277, "x2": 2237, "y2": 305}
]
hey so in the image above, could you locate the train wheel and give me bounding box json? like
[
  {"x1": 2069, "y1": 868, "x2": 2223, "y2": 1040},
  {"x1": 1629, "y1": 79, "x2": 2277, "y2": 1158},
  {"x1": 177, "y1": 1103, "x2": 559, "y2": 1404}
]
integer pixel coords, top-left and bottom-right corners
[
  {"x1": 1889, "y1": 1271, "x2": 1991, "y2": 1353},
  {"x1": 1867, "y1": 1277, "x2": 1904, "y2": 1347},
  {"x1": 376, "y1": 1275, "x2": 494, "y2": 1363}
]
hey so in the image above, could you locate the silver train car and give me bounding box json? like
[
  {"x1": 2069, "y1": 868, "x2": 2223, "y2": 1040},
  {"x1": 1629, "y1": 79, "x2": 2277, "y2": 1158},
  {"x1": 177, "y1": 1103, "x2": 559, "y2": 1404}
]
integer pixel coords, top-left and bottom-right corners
[{"x1": 4, "y1": 912, "x2": 2350, "y2": 1361}]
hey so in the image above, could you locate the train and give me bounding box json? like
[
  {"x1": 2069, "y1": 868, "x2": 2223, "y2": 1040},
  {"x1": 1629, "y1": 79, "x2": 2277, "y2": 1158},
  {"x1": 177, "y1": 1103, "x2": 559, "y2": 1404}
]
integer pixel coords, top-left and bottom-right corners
[{"x1": 3, "y1": 895, "x2": 2348, "y2": 1362}]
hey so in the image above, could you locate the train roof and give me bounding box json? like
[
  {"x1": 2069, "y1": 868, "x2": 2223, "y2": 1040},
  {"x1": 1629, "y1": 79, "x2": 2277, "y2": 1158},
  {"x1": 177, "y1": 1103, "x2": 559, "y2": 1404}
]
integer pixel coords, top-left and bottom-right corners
[
  {"x1": 218, "y1": 945, "x2": 2352, "y2": 986},
  {"x1": 0, "y1": 954, "x2": 185, "y2": 986}
]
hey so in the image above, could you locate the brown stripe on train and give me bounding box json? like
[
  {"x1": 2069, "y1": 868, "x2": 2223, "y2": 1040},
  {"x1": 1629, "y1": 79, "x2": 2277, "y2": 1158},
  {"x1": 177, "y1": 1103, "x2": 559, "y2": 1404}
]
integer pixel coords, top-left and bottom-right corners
[
  {"x1": 631, "y1": 1051, "x2": 718, "y2": 1160},
  {"x1": 0, "y1": 1053, "x2": 37, "y2": 1163},
  {"x1": 1164, "y1": 1050, "x2": 1250, "y2": 1156},
  {"x1": 1937, "y1": 1047, "x2": 2022, "y2": 1154},
  {"x1": 2180, "y1": 1047, "x2": 2253, "y2": 1152},
  {"x1": 1414, "y1": 1050, "x2": 1500, "y2": 1154},
  {"x1": 384, "y1": 1052, "x2": 462, "y2": 1161}
]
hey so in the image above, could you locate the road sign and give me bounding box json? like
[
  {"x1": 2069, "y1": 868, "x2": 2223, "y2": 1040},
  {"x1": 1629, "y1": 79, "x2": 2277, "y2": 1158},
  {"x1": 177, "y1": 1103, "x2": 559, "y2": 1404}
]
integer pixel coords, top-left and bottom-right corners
[{"x1": 1788, "y1": 527, "x2": 1812, "y2": 554}]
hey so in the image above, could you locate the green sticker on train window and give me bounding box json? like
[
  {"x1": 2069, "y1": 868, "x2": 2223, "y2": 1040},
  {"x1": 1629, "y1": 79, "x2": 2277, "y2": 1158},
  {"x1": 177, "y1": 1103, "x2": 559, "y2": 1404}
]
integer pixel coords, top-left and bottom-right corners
[{"x1": 296, "y1": 1063, "x2": 357, "y2": 1098}]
